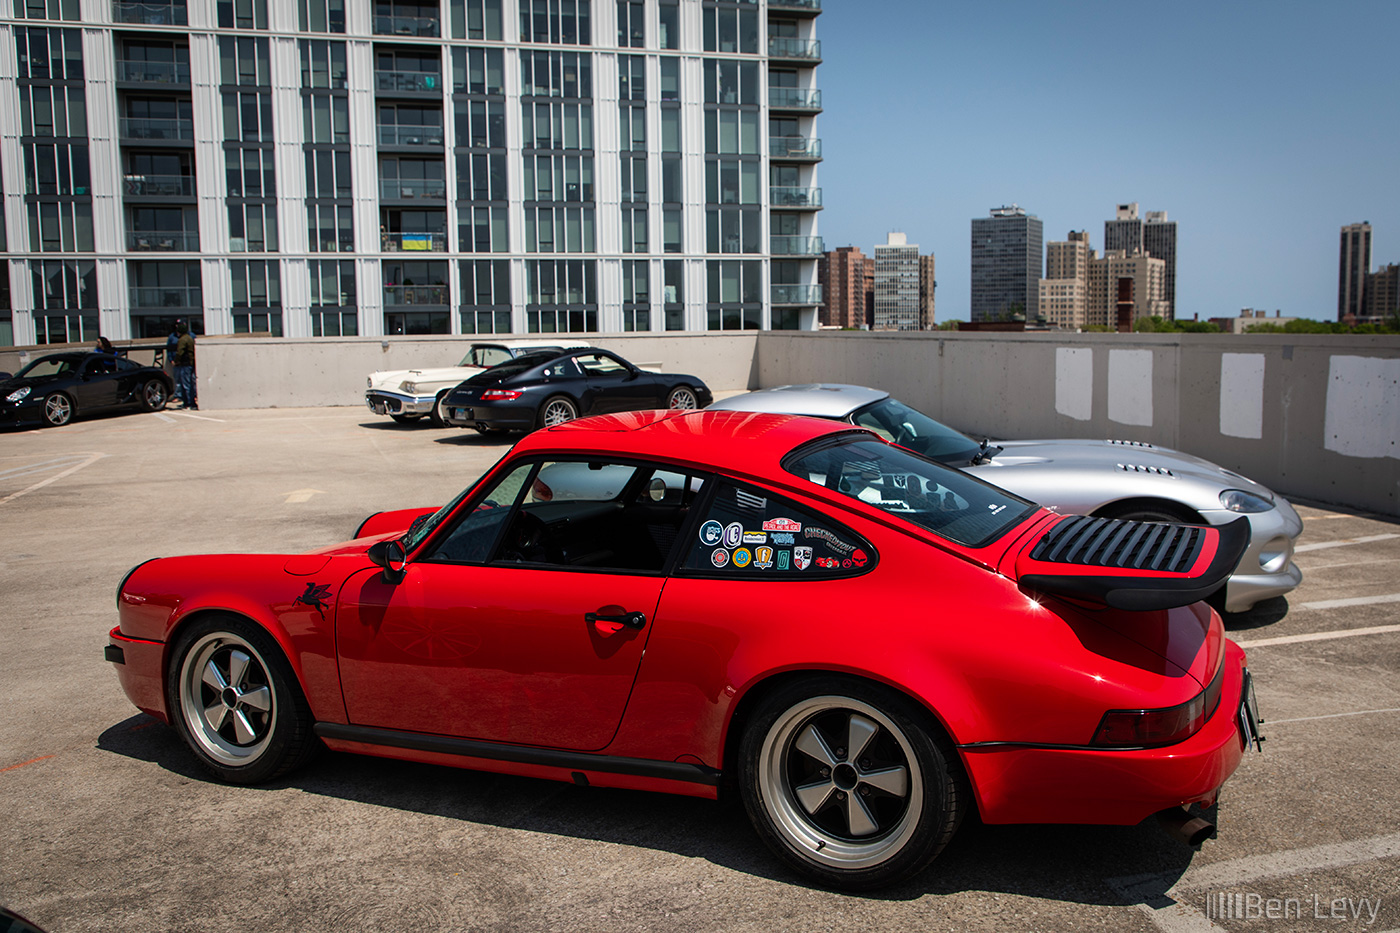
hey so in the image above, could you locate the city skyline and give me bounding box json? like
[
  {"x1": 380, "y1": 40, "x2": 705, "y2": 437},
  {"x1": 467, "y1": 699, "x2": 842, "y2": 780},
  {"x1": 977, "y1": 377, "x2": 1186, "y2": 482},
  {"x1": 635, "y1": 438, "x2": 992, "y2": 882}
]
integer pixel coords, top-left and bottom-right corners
[{"x1": 816, "y1": 1, "x2": 1400, "y2": 323}]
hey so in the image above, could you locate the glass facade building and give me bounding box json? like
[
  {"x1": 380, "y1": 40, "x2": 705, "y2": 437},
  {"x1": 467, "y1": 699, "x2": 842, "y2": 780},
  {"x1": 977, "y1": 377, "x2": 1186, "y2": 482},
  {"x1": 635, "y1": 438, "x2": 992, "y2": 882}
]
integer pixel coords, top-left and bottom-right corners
[
  {"x1": 0, "y1": 0, "x2": 822, "y2": 346},
  {"x1": 970, "y1": 204, "x2": 1042, "y2": 323}
]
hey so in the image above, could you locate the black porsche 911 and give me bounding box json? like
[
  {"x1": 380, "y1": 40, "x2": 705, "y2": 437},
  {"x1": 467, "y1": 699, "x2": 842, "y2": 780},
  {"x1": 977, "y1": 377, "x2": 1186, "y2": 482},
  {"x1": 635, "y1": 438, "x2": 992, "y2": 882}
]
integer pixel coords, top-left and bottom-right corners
[
  {"x1": 443, "y1": 348, "x2": 712, "y2": 433},
  {"x1": 0, "y1": 352, "x2": 173, "y2": 428}
]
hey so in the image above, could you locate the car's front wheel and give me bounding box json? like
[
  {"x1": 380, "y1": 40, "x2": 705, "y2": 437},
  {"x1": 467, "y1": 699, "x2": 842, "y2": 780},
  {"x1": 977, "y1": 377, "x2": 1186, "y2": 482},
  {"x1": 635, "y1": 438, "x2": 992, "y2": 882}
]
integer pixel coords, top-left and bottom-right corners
[
  {"x1": 666, "y1": 385, "x2": 700, "y2": 410},
  {"x1": 166, "y1": 615, "x2": 319, "y2": 784},
  {"x1": 539, "y1": 395, "x2": 579, "y2": 428},
  {"x1": 140, "y1": 379, "x2": 168, "y2": 412},
  {"x1": 41, "y1": 392, "x2": 74, "y2": 427},
  {"x1": 739, "y1": 677, "x2": 965, "y2": 890}
]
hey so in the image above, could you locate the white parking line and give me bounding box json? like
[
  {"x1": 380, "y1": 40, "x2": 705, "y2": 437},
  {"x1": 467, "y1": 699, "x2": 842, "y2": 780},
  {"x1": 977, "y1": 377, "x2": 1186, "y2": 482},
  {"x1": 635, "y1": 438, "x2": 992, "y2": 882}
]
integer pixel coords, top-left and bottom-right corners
[
  {"x1": 1295, "y1": 533, "x2": 1400, "y2": 553},
  {"x1": 0, "y1": 452, "x2": 106, "y2": 506},
  {"x1": 0, "y1": 455, "x2": 91, "y2": 481},
  {"x1": 152, "y1": 412, "x2": 176, "y2": 423},
  {"x1": 1266, "y1": 707, "x2": 1400, "y2": 725},
  {"x1": 1108, "y1": 831, "x2": 1400, "y2": 933},
  {"x1": 1236, "y1": 623, "x2": 1400, "y2": 649},
  {"x1": 1298, "y1": 594, "x2": 1400, "y2": 611},
  {"x1": 172, "y1": 410, "x2": 225, "y2": 422}
]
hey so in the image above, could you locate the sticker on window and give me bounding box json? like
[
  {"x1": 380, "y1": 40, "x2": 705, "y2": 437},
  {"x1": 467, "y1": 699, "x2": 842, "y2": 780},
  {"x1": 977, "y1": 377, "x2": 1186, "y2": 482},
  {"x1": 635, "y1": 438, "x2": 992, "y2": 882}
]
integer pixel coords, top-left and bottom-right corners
[
  {"x1": 803, "y1": 526, "x2": 855, "y2": 555},
  {"x1": 762, "y1": 517, "x2": 802, "y2": 533},
  {"x1": 793, "y1": 547, "x2": 812, "y2": 570},
  {"x1": 732, "y1": 547, "x2": 752, "y2": 568},
  {"x1": 754, "y1": 546, "x2": 774, "y2": 569},
  {"x1": 723, "y1": 522, "x2": 744, "y2": 548},
  {"x1": 699, "y1": 520, "x2": 723, "y2": 546},
  {"x1": 711, "y1": 548, "x2": 730, "y2": 568},
  {"x1": 742, "y1": 531, "x2": 767, "y2": 545}
]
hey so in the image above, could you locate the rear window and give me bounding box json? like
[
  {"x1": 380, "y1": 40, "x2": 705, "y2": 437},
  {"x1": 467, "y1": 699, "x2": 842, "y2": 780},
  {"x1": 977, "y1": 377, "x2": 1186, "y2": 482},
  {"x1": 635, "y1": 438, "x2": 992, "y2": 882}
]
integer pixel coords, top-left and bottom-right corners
[{"x1": 784, "y1": 436, "x2": 1037, "y2": 548}]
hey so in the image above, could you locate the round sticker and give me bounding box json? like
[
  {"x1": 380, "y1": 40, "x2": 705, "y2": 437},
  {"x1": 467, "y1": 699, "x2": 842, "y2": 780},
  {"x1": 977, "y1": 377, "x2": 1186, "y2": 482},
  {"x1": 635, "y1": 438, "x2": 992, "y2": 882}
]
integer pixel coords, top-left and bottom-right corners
[
  {"x1": 723, "y1": 522, "x2": 744, "y2": 548},
  {"x1": 710, "y1": 548, "x2": 730, "y2": 568},
  {"x1": 699, "y1": 520, "x2": 723, "y2": 546},
  {"x1": 732, "y1": 547, "x2": 752, "y2": 568}
]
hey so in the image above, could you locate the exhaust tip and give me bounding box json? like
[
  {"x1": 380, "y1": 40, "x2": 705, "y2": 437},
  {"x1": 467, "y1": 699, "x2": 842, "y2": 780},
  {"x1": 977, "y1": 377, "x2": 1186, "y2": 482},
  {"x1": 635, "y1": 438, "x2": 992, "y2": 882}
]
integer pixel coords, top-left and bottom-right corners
[{"x1": 1157, "y1": 807, "x2": 1217, "y2": 848}]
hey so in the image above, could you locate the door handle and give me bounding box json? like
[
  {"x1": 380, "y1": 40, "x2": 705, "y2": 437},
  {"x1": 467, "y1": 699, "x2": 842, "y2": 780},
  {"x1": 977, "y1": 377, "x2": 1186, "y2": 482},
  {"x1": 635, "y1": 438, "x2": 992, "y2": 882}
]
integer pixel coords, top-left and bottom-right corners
[{"x1": 585, "y1": 610, "x2": 646, "y2": 630}]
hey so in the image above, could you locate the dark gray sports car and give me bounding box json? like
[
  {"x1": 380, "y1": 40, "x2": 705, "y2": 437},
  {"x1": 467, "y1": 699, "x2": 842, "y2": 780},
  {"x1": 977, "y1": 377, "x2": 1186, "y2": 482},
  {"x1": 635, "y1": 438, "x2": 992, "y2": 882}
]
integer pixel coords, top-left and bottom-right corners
[{"x1": 0, "y1": 352, "x2": 172, "y2": 428}]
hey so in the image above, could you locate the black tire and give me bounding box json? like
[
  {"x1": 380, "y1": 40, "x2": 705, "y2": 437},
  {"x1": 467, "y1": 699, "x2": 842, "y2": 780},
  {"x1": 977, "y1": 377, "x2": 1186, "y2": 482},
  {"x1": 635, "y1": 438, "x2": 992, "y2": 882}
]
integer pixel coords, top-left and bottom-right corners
[
  {"x1": 390, "y1": 413, "x2": 425, "y2": 424},
  {"x1": 738, "y1": 676, "x2": 966, "y2": 890},
  {"x1": 538, "y1": 395, "x2": 579, "y2": 428},
  {"x1": 666, "y1": 385, "x2": 700, "y2": 410},
  {"x1": 41, "y1": 392, "x2": 74, "y2": 427},
  {"x1": 429, "y1": 392, "x2": 451, "y2": 427},
  {"x1": 1096, "y1": 500, "x2": 1202, "y2": 525},
  {"x1": 165, "y1": 614, "x2": 320, "y2": 784},
  {"x1": 140, "y1": 379, "x2": 168, "y2": 412}
]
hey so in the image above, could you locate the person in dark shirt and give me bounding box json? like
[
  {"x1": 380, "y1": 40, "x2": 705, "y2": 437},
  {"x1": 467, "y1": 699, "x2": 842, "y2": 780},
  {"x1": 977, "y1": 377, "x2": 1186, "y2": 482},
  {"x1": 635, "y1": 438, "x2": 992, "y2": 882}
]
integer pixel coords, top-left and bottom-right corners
[{"x1": 173, "y1": 321, "x2": 197, "y2": 410}]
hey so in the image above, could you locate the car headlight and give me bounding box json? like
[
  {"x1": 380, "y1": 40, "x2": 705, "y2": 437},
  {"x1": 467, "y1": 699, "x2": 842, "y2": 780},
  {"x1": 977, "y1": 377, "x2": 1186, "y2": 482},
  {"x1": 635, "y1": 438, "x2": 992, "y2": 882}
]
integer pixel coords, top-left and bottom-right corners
[
  {"x1": 400, "y1": 381, "x2": 418, "y2": 394},
  {"x1": 1220, "y1": 488, "x2": 1273, "y2": 513},
  {"x1": 366, "y1": 376, "x2": 373, "y2": 388},
  {"x1": 6, "y1": 387, "x2": 31, "y2": 402}
]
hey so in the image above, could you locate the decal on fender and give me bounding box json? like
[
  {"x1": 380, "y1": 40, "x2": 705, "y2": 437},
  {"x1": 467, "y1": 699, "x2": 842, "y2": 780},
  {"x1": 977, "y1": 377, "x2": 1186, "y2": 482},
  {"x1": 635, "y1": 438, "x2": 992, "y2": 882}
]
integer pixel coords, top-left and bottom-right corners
[{"x1": 296, "y1": 582, "x2": 332, "y2": 619}]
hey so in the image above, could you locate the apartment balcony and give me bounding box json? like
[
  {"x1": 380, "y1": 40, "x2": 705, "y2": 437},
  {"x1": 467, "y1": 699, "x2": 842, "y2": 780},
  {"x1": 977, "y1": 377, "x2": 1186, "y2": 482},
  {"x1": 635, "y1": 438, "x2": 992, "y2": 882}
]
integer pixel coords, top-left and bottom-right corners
[
  {"x1": 770, "y1": 136, "x2": 822, "y2": 161},
  {"x1": 767, "y1": 0, "x2": 820, "y2": 15},
  {"x1": 112, "y1": 0, "x2": 187, "y2": 25},
  {"x1": 770, "y1": 235, "x2": 823, "y2": 256},
  {"x1": 377, "y1": 124, "x2": 445, "y2": 148},
  {"x1": 383, "y1": 284, "x2": 449, "y2": 306},
  {"x1": 373, "y1": 13, "x2": 440, "y2": 37},
  {"x1": 381, "y1": 231, "x2": 447, "y2": 251},
  {"x1": 771, "y1": 284, "x2": 822, "y2": 305},
  {"x1": 130, "y1": 286, "x2": 202, "y2": 309},
  {"x1": 120, "y1": 117, "x2": 195, "y2": 143},
  {"x1": 375, "y1": 70, "x2": 443, "y2": 95},
  {"x1": 767, "y1": 37, "x2": 821, "y2": 63},
  {"x1": 769, "y1": 87, "x2": 822, "y2": 113},
  {"x1": 380, "y1": 178, "x2": 448, "y2": 201},
  {"x1": 123, "y1": 174, "x2": 195, "y2": 199},
  {"x1": 770, "y1": 186, "x2": 822, "y2": 210},
  {"x1": 114, "y1": 59, "x2": 191, "y2": 86},
  {"x1": 127, "y1": 230, "x2": 198, "y2": 251}
]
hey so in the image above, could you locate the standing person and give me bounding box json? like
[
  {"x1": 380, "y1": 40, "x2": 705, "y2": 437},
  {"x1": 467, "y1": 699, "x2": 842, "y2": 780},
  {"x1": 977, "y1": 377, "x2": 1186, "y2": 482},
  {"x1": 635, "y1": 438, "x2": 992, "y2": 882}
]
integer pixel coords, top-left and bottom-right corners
[{"x1": 173, "y1": 321, "x2": 197, "y2": 410}]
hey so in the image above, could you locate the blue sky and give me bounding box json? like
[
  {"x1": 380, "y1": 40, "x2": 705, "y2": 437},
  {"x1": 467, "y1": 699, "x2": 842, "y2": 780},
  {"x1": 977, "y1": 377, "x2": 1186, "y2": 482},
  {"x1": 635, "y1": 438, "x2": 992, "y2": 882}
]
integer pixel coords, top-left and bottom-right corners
[{"x1": 813, "y1": 1, "x2": 1400, "y2": 322}]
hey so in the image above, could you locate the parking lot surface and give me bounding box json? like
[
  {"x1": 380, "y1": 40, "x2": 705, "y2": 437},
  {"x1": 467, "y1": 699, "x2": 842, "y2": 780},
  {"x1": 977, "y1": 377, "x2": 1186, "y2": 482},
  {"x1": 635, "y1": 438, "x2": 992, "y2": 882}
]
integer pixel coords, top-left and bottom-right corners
[{"x1": 1, "y1": 407, "x2": 1397, "y2": 932}]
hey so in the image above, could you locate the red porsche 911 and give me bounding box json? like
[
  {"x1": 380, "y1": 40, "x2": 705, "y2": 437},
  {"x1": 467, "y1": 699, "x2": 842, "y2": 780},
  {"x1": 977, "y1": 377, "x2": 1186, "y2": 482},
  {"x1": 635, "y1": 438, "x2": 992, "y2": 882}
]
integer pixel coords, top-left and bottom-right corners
[{"x1": 106, "y1": 410, "x2": 1262, "y2": 890}]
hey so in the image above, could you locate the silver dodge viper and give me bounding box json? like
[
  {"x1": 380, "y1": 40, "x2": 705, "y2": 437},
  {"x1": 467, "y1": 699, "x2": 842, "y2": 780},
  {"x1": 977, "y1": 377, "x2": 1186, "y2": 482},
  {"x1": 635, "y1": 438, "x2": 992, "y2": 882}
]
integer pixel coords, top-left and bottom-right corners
[{"x1": 709, "y1": 384, "x2": 1301, "y2": 612}]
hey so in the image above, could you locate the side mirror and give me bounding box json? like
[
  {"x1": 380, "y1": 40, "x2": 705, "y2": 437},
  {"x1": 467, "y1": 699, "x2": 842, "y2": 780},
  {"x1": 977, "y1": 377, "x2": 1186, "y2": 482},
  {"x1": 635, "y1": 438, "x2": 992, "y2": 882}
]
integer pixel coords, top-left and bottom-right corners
[{"x1": 367, "y1": 539, "x2": 408, "y2": 584}]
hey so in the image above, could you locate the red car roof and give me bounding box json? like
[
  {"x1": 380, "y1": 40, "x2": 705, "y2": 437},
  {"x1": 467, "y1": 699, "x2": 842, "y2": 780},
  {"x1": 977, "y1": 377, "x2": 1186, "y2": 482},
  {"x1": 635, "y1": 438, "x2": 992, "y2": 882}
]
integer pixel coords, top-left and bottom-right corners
[{"x1": 513, "y1": 409, "x2": 862, "y2": 471}]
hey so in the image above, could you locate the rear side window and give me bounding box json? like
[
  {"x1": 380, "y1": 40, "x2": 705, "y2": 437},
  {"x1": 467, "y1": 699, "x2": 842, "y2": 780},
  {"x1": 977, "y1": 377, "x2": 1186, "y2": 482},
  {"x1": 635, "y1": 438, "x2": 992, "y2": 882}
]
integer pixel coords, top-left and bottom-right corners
[{"x1": 682, "y1": 481, "x2": 874, "y2": 577}]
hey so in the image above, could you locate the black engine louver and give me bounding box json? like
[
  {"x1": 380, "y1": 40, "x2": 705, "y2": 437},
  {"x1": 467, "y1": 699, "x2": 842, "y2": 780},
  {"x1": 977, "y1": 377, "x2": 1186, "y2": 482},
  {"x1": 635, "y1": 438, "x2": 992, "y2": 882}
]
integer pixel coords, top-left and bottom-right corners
[{"x1": 1030, "y1": 515, "x2": 1205, "y2": 573}]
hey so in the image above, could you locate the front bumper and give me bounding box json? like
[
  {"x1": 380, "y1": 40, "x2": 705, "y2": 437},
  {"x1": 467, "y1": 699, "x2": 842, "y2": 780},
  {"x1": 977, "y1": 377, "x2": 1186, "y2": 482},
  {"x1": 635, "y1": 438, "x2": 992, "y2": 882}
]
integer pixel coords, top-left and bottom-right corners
[
  {"x1": 963, "y1": 640, "x2": 1254, "y2": 826},
  {"x1": 365, "y1": 391, "x2": 435, "y2": 416},
  {"x1": 107, "y1": 626, "x2": 169, "y2": 723},
  {"x1": 1201, "y1": 503, "x2": 1304, "y2": 612}
]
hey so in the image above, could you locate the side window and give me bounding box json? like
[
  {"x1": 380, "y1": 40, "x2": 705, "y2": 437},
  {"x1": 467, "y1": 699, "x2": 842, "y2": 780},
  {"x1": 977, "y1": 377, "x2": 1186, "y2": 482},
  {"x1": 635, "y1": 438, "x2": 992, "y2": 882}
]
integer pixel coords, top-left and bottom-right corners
[
  {"x1": 427, "y1": 460, "x2": 535, "y2": 563},
  {"x1": 470, "y1": 346, "x2": 511, "y2": 367},
  {"x1": 542, "y1": 357, "x2": 581, "y2": 378},
  {"x1": 116, "y1": 357, "x2": 141, "y2": 372},
  {"x1": 578, "y1": 352, "x2": 628, "y2": 375},
  {"x1": 683, "y1": 481, "x2": 874, "y2": 576}
]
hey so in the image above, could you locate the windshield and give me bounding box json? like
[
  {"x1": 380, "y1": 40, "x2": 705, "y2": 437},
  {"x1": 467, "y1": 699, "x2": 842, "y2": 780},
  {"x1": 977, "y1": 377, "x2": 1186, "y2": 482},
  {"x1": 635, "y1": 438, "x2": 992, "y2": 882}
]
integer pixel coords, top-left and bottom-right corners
[
  {"x1": 401, "y1": 450, "x2": 516, "y2": 551},
  {"x1": 15, "y1": 356, "x2": 80, "y2": 379},
  {"x1": 784, "y1": 436, "x2": 1037, "y2": 548},
  {"x1": 849, "y1": 398, "x2": 983, "y2": 465}
]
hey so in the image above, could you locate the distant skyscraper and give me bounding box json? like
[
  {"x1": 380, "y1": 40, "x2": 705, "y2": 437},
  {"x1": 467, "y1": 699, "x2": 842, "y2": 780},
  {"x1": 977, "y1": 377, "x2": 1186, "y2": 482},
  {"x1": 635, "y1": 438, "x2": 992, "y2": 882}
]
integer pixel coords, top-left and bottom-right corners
[
  {"x1": 918, "y1": 254, "x2": 937, "y2": 328},
  {"x1": 820, "y1": 246, "x2": 872, "y2": 329},
  {"x1": 1339, "y1": 222, "x2": 1373, "y2": 320},
  {"x1": 1144, "y1": 212, "x2": 1177, "y2": 319},
  {"x1": 1039, "y1": 230, "x2": 1092, "y2": 329},
  {"x1": 1091, "y1": 250, "x2": 1167, "y2": 329},
  {"x1": 1104, "y1": 203, "x2": 1143, "y2": 254},
  {"x1": 970, "y1": 206, "x2": 1043, "y2": 322},
  {"x1": 1367, "y1": 263, "x2": 1398, "y2": 320},
  {"x1": 873, "y1": 233, "x2": 920, "y2": 330}
]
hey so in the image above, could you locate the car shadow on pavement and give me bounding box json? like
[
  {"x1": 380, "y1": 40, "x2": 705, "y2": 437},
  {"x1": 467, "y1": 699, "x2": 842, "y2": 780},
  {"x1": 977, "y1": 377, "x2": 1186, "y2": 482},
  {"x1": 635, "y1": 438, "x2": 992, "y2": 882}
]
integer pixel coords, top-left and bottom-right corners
[
  {"x1": 97, "y1": 713, "x2": 1201, "y2": 904},
  {"x1": 1221, "y1": 596, "x2": 1290, "y2": 631}
]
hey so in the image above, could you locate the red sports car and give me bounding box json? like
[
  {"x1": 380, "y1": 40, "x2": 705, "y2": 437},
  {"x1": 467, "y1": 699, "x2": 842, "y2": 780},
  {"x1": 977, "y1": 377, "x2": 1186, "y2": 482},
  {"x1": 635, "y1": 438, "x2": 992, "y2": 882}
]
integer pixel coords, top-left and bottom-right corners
[{"x1": 106, "y1": 410, "x2": 1261, "y2": 889}]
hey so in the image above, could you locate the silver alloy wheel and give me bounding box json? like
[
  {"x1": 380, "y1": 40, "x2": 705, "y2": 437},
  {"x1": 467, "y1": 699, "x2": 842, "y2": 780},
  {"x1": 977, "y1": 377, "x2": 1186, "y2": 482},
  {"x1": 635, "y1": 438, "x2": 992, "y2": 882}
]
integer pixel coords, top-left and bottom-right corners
[
  {"x1": 759, "y1": 695, "x2": 922, "y2": 870},
  {"x1": 43, "y1": 394, "x2": 73, "y2": 425},
  {"x1": 541, "y1": 397, "x2": 578, "y2": 426},
  {"x1": 178, "y1": 632, "x2": 277, "y2": 767},
  {"x1": 143, "y1": 380, "x2": 167, "y2": 410},
  {"x1": 667, "y1": 386, "x2": 699, "y2": 410}
]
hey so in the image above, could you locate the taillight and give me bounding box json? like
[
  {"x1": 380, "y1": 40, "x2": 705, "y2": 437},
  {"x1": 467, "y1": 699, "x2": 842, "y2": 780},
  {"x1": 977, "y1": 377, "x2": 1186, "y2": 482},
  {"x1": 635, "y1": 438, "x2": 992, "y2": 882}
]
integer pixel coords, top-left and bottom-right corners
[
  {"x1": 481, "y1": 389, "x2": 523, "y2": 401},
  {"x1": 1092, "y1": 663, "x2": 1225, "y2": 748}
]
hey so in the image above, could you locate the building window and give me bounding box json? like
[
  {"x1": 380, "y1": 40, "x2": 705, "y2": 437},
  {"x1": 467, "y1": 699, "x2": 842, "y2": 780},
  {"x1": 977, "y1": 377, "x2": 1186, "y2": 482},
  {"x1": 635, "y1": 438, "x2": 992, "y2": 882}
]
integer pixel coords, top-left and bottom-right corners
[
  {"x1": 299, "y1": 0, "x2": 346, "y2": 33},
  {"x1": 449, "y1": 0, "x2": 503, "y2": 40},
  {"x1": 663, "y1": 259, "x2": 684, "y2": 330},
  {"x1": 307, "y1": 203, "x2": 355, "y2": 252},
  {"x1": 701, "y1": 4, "x2": 758, "y2": 54},
  {"x1": 230, "y1": 259, "x2": 282, "y2": 335},
  {"x1": 706, "y1": 259, "x2": 761, "y2": 330},
  {"x1": 222, "y1": 91, "x2": 274, "y2": 142},
  {"x1": 16, "y1": 0, "x2": 81, "y2": 19},
  {"x1": 218, "y1": 0, "x2": 267, "y2": 28},
  {"x1": 218, "y1": 36, "x2": 271, "y2": 86},
  {"x1": 525, "y1": 259, "x2": 596, "y2": 332},
  {"x1": 125, "y1": 206, "x2": 197, "y2": 251},
  {"x1": 622, "y1": 260, "x2": 649, "y2": 331},
  {"x1": 228, "y1": 201, "x2": 278, "y2": 252},
  {"x1": 460, "y1": 258, "x2": 511, "y2": 334},
  {"x1": 308, "y1": 259, "x2": 357, "y2": 336},
  {"x1": 658, "y1": 0, "x2": 678, "y2": 49},
  {"x1": 383, "y1": 259, "x2": 449, "y2": 335},
  {"x1": 518, "y1": 0, "x2": 590, "y2": 45},
  {"x1": 31, "y1": 258, "x2": 98, "y2": 343},
  {"x1": 128, "y1": 260, "x2": 202, "y2": 338},
  {"x1": 617, "y1": 0, "x2": 643, "y2": 47}
]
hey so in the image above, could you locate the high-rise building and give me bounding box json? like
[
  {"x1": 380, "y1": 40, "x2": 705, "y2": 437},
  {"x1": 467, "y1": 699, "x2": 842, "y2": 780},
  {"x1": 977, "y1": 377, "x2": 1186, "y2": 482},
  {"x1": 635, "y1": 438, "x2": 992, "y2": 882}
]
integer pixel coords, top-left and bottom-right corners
[
  {"x1": 1039, "y1": 230, "x2": 1092, "y2": 329},
  {"x1": 872, "y1": 232, "x2": 918, "y2": 330},
  {"x1": 0, "y1": 0, "x2": 822, "y2": 347},
  {"x1": 970, "y1": 205, "x2": 1042, "y2": 322},
  {"x1": 1339, "y1": 222, "x2": 1373, "y2": 321},
  {"x1": 1104, "y1": 203, "x2": 1143, "y2": 255},
  {"x1": 1091, "y1": 250, "x2": 1166, "y2": 329},
  {"x1": 1368, "y1": 263, "x2": 1399, "y2": 320},
  {"x1": 818, "y1": 245, "x2": 870, "y2": 329},
  {"x1": 918, "y1": 253, "x2": 936, "y2": 329},
  {"x1": 1143, "y1": 211, "x2": 1177, "y2": 318}
]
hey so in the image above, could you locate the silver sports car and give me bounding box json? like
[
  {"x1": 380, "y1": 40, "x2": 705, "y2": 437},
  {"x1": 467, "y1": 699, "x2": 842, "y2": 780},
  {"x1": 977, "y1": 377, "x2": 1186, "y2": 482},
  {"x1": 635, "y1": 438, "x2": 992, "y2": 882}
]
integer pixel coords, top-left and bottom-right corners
[{"x1": 709, "y1": 384, "x2": 1301, "y2": 612}]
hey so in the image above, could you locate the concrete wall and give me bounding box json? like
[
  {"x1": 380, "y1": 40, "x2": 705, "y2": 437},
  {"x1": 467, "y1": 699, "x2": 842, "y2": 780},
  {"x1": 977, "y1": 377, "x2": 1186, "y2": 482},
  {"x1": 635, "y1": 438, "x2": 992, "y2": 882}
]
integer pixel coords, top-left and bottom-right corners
[
  {"x1": 756, "y1": 331, "x2": 1400, "y2": 517},
  {"x1": 6, "y1": 330, "x2": 1398, "y2": 516}
]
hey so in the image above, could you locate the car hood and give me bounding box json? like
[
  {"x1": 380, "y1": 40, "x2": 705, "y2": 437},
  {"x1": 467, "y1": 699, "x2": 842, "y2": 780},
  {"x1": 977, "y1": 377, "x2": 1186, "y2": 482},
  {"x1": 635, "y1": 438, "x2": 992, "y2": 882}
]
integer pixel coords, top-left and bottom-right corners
[
  {"x1": 367, "y1": 365, "x2": 481, "y2": 391},
  {"x1": 981, "y1": 438, "x2": 1278, "y2": 499},
  {"x1": 1, "y1": 373, "x2": 61, "y2": 391}
]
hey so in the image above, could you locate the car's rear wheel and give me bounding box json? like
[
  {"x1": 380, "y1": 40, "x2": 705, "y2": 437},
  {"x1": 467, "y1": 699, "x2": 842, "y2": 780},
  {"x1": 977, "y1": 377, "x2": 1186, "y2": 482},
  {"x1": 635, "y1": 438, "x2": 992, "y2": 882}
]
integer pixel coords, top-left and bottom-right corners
[
  {"x1": 429, "y1": 392, "x2": 451, "y2": 427},
  {"x1": 41, "y1": 393, "x2": 74, "y2": 427},
  {"x1": 140, "y1": 379, "x2": 168, "y2": 412},
  {"x1": 390, "y1": 413, "x2": 424, "y2": 424},
  {"x1": 166, "y1": 615, "x2": 319, "y2": 784},
  {"x1": 666, "y1": 385, "x2": 700, "y2": 410},
  {"x1": 739, "y1": 677, "x2": 965, "y2": 890},
  {"x1": 539, "y1": 395, "x2": 579, "y2": 428}
]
